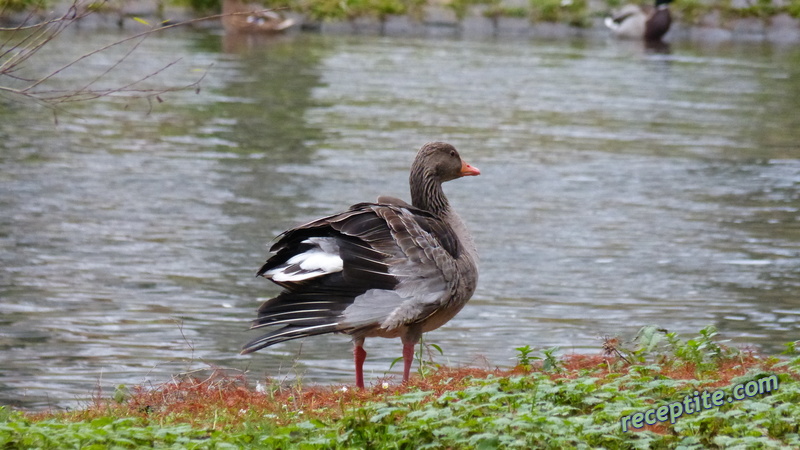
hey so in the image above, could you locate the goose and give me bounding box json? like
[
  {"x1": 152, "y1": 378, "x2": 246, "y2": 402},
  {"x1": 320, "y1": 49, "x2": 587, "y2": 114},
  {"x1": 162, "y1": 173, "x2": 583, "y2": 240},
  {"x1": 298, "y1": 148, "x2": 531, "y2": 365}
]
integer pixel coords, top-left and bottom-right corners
[
  {"x1": 604, "y1": 0, "x2": 673, "y2": 41},
  {"x1": 221, "y1": 0, "x2": 295, "y2": 33},
  {"x1": 241, "y1": 142, "x2": 481, "y2": 388}
]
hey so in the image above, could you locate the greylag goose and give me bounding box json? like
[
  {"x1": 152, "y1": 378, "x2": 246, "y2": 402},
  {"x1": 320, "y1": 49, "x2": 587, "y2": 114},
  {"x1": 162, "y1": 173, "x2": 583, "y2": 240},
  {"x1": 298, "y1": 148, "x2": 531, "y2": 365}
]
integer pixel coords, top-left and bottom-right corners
[
  {"x1": 604, "y1": 0, "x2": 672, "y2": 41},
  {"x1": 241, "y1": 142, "x2": 480, "y2": 388}
]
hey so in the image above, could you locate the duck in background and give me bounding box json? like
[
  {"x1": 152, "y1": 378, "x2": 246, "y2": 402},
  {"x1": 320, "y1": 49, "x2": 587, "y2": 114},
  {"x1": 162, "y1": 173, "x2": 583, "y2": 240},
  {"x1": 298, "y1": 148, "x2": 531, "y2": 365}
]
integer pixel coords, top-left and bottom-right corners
[
  {"x1": 604, "y1": 0, "x2": 673, "y2": 41},
  {"x1": 221, "y1": 0, "x2": 295, "y2": 33}
]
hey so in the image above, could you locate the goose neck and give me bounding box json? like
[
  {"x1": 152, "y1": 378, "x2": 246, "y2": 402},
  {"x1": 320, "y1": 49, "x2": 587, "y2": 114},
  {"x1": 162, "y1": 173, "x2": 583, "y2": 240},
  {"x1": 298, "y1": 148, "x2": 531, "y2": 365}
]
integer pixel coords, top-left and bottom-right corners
[{"x1": 410, "y1": 169, "x2": 450, "y2": 216}]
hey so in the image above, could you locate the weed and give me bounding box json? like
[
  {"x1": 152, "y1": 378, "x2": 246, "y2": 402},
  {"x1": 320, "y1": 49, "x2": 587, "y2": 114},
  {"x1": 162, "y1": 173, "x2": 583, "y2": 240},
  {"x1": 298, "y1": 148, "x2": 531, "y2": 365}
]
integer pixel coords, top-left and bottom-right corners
[
  {"x1": 541, "y1": 346, "x2": 562, "y2": 373},
  {"x1": 512, "y1": 345, "x2": 562, "y2": 373},
  {"x1": 514, "y1": 344, "x2": 538, "y2": 371},
  {"x1": 112, "y1": 384, "x2": 130, "y2": 404},
  {"x1": 4, "y1": 327, "x2": 800, "y2": 449}
]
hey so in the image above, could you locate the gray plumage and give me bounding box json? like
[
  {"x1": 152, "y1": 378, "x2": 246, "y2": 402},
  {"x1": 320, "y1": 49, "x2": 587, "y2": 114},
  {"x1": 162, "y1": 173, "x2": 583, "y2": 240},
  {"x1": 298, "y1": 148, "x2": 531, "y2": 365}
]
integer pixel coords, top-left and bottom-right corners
[{"x1": 241, "y1": 142, "x2": 480, "y2": 387}]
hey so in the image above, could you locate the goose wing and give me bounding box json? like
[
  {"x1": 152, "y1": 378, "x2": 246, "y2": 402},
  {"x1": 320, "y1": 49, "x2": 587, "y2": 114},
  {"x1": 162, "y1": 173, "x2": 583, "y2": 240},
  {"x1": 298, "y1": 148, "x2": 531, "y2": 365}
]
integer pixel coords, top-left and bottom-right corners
[{"x1": 241, "y1": 202, "x2": 459, "y2": 354}]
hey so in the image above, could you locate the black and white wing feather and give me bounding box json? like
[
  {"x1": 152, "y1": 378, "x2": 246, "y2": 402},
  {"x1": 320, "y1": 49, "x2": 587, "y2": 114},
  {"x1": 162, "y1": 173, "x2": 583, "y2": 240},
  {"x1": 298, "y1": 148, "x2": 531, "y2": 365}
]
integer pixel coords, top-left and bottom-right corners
[{"x1": 241, "y1": 202, "x2": 460, "y2": 354}]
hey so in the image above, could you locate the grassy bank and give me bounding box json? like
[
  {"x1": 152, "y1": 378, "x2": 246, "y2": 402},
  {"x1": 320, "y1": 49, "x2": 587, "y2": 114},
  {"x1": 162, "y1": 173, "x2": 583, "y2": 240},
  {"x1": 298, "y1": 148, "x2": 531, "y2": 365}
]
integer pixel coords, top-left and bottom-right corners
[
  {"x1": 4, "y1": 0, "x2": 800, "y2": 30},
  {"x1": 182, "y1": 0, "x2": 800, "y2": 26},
  {"x1": 2, "y1": 326, "x2": 799, "y2": 448}
]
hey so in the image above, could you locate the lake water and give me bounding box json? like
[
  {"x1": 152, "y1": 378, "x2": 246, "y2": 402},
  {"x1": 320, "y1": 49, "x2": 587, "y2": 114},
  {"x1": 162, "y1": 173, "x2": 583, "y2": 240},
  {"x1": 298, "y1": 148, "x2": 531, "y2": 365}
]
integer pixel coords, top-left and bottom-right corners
[{"x1": 1, "y1": 27, "x2": 798, "y2": 409}]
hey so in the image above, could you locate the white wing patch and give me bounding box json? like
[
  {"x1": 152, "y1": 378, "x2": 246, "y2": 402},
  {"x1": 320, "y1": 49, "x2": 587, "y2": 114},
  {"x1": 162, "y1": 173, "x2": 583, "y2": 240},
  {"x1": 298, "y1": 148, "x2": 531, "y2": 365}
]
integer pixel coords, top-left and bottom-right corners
[{"x1": 264, "y1": 238, "x2": 344, "y2": 282}]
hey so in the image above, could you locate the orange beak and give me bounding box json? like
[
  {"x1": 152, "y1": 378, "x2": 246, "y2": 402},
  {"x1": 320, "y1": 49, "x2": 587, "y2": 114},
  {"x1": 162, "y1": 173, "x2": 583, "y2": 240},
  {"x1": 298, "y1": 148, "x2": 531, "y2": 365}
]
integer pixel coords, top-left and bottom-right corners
[{"x1": 460, "y1": 160, "x2": 481, "y2": 177}]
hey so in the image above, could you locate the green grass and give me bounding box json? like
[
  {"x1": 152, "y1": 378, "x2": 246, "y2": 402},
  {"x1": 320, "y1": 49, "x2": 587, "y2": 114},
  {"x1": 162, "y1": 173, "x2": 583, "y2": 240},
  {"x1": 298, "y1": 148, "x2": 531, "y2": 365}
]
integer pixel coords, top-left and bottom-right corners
[
  {"x1": 529, "y1": 0, "x2": 589, "y2": 27},
  {"x1": 2, "y1": 326, "x2": 800, "y2": 449},
  {"x1": 5, "y1": 0, "x2": 799, "y2": 29}
]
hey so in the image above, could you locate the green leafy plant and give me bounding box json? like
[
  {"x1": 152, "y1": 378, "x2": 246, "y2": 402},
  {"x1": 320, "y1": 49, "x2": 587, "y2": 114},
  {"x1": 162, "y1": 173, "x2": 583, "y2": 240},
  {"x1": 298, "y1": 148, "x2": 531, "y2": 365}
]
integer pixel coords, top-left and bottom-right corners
[
  {"x1": 113, "y1": 384, "x2": 130, "y2": 404},
  {"x1": 529, "y1": 0, "x2": 588, "y2": 27},
  {"x1": 665, "y1": 325, "x2": 739, "y2": 371},
  {"x1": 617, "y1": 324, "x2": 739, "y2": 374},
  {"x1": 4, "y1": 328, "x2": 800, "y2": 449},
  {"x1": 514, "y1": 344, "x2": 539, "y2": 371},
  {"x1": 513, "y1": 345, "x2": 561, "y2": 372},
  {"x1": 540, "y1": 346, "x2": 562, "y2": 373}
]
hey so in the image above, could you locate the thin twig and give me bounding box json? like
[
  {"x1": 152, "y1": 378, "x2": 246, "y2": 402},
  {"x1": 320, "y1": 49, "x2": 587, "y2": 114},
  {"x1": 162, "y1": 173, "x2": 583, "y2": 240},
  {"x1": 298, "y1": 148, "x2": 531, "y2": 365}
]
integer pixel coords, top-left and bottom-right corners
[
  {"x1": 71, "y1": 33, "x2": 149, "y2": 100},
  {"x1": 23, "y1": 7, "x2": 275, "y2": 93},
  {"x1": 0, "y1": 6, "x2": 84, "y2": 32},
  {"x1": 0, "y1": 3, "x2": 87, "y2": 80},
  {"x1": 1, "y1": 0, "x2": 271, "y2": 108}
]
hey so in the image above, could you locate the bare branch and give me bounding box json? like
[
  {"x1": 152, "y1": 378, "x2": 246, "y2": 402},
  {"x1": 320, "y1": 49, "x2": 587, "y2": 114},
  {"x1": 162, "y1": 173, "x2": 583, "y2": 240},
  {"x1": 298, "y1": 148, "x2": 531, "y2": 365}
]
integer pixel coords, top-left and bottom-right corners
[
  {"x1": 21, "y1": 6, "x2": 275, "y2": 93},
  {"x1": 0, "y1": 7, "x2": 84, "y2": 32},
  {"x1": 0, "y1": 0, "x2": 271, "y2": 109},
  {"x1": 31, "y1": 59, "x2": 208, "y2": 104},
  {"x1": 71, "y1": 33, "x2": 150, "y2": 100},
  {"x1": 1, "y1": 3, "x2": 94, "y2": 94}
]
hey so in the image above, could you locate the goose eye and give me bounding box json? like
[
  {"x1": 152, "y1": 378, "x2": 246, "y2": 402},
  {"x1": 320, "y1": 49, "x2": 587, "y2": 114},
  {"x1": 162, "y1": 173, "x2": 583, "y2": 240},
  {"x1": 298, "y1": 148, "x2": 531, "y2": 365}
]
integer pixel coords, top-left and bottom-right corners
[{"x1": 450, "y1": 150, "x2": 456, "y2": 157}]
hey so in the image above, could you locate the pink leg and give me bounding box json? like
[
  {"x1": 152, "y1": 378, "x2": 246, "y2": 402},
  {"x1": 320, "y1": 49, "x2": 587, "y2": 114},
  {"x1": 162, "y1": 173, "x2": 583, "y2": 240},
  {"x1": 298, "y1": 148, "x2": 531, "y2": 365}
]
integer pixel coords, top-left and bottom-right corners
[
  {"x1": 354, "y1": 343, "x2": 367, "y2": 389},
  {"x1": 402, "y1": 342, "x2": 415, "y2": 383}
]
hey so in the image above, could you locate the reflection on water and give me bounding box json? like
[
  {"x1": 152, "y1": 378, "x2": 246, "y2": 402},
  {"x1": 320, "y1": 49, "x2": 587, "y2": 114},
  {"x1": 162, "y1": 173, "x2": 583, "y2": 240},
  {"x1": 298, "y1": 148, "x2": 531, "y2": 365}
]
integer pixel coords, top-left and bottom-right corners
[{"x1": 1, "y1": 29, "x2": 798, "y2": 409}]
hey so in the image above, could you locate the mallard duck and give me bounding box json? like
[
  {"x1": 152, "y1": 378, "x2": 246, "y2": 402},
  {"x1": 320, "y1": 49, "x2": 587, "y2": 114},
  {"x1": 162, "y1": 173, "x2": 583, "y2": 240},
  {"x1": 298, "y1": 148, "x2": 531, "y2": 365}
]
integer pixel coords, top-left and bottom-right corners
[
  {"x1": 604, "y1": 0, "x2": 673, "y2": 41},
  {"x1": 241, "y1": 142, "x2": 481, "y2": 388},
  {"x1": 222, "y1": 0, "x2": 295, "y2": 33}
]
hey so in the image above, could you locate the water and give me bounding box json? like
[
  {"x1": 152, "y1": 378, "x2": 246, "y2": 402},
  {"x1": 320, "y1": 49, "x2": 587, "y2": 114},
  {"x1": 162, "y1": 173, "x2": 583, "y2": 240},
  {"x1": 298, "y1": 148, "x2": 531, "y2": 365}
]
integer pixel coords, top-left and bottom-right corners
[{"x1": 1, "y1": 28, "x2": 798, "y2": 409}]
